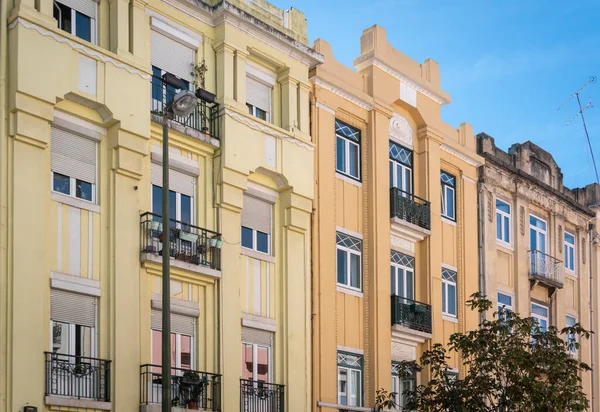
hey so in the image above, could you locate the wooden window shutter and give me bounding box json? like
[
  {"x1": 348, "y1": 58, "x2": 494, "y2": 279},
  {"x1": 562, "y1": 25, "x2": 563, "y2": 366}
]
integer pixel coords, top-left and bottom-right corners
[
  {"x1": 150, "y1": 30, "x2": 195, "y2": 83},
  {"x1": 150, "y1": 163, "x2": 195, "y2": 197},
  {"x1": 241, "y1": 194, "x2": 272, "y2": 235},
  {"x1": 50, "y1": 289, "x2": 96, "y2": 328},
  {"x1": 51, "y1": 126, "x2": 97, "y2": 184}
]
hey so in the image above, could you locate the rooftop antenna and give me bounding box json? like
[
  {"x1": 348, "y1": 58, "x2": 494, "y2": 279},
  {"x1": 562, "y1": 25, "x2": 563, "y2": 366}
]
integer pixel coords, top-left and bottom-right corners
[{"x1": 558, "y1": 76, "x2": 598, "y2": 184}]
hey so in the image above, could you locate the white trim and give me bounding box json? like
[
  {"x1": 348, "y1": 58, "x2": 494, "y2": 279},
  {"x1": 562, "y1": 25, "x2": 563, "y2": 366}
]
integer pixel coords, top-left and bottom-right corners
[
  {"x1": 9, "y1": 18, "x2": 150, "y2": 79},
  {"x1": 440, "y1": 144, "x2": 483, "y2": 167},
  {"x1": 335, "y1": 172, "x2": 363, "y2": 188},
  {"x1": 496, "y1": 290, "x2": 514, "y2": 311},
  {"x1": 337, "y1": 345, "x2": 364, "y2": 355},
  {"x1": 312, "y1": 77, "x2": 373, "y2": 111},
  {"x1": 462, "y1": 175, "x2": 476, "y2": 184},
  {"x1": 149, "y1": 15, "x2": 202, "y2": 48},
  {"x1": 316, "y1": 402, "x2": 371, "y2": 412},
  {"x1": 442, "y1": 314, "x2": 458, "y2": 323},
  {"x1": 151, "y1": 293, "x2": 200, "y2": 317},
  {"x1": 45, "y1": 396, "x2": 111, "y2": 410},
  {"x1": 246, "y1": 61, "x2": 277, "y2": 86},
  {"x1": 442, "y1": 263, "x2": 458, "y2": 272},
  {"x1": 247, "y1": 182, "x2": 279, "y2": 203},
  {"x1": 336, "y1": 226, "x2": 363, "y2": 240},
  {"x1": 495, "y1": 198, "x2": 512, "y2": 246},
  {"x1": 150, "y1": 147, "x2": 200, "y2": 176},
  {"x1": 242, "y1": 318, "x2": 277, "y2": 333},
  {"x1": 315, "y1": 101, "x2": 336, "y2": 116},
  {"x1": 441, "y1": 217, "x2": 457, "y2": 227},
  {"x1": 51, "y1": 191, "x2": 100, "y2": 214},
  {"x1": 50, "y1": 271, "x2": 101, "y2": 296},
  {"x1": 336, "y1": 285, "x2": 364, "y2": 298},
  {"x1": 564, "y1": 230, "x2": 577, "y2": 275},
  {"x1": 53, "y1": 110, "x2": 106, "y2": 137},
  {"x1": 240, "y1": 247, "x2": 276, "y2": 263}
]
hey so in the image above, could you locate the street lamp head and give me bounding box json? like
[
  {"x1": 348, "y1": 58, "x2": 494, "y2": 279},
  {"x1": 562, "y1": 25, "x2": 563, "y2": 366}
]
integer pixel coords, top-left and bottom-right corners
[{"x1": 171, "y1": 90, "x2": 197, "y2": 117}]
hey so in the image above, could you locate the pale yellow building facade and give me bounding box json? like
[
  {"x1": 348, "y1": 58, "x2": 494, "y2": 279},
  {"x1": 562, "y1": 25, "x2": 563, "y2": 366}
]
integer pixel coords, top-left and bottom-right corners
[
  {"x1": 310, "y1": 26, "x2": 483, "y2": 410},
  {"x1": 0, "y1": 0, "x2": 320, "y2": 411}
]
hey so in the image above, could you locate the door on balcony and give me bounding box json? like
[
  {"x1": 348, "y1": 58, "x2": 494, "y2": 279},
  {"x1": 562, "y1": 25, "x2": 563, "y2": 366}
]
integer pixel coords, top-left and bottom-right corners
[
  {"x1": 389, "y1": 141, "x2": 413, "y2": 196},
  {"x1": 529, "y1": 215, "x2": 548, "y2": 275},
  {"x1": 390, "y1": 251, "x2": 415, "y2": 303}
]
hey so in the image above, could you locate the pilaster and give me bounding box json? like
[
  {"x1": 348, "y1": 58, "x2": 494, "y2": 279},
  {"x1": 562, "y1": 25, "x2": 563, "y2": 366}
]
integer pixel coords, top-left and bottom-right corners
[
  {"x1": 234, "y1": 49, "x2": 248, "y2": 111},
  {"x1": 297, "y1": 82, "x2": 310, "y2": 135},
  {"x1": 215, "y1": 42, "x2": 236, "y2": 108},
  {"x1": 108, "y1": 0, "x2": 130, "y2": 56},
  {"x1": 280, "y1": 73, "x2": 298, "y2": 132}
]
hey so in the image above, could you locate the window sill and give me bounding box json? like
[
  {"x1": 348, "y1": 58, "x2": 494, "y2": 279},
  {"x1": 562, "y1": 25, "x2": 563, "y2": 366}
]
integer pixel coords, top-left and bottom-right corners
[
  {"x1": 442, "y1": 314, "x2": 458, "y2": 323},
  {"x1": 441, "y1": 217, "x2": 457, "y2": 226},
  {"x1": 565, "y1": 270, "x2": 578, "y2": 279},
  {"x1": 496, "y1": 241, "x2": 514, "y2": 252},
  {"x1": 51, "y1": 191, "x2": 100, "y2": 213},
  {"x1": 316, "y1": 402, "x2": 371, "y2": 412},
  {"x1": 241, "y1": 247, "x2": 275, "y2": 263},
  {"x1": 336, "y1": 285, "x2": 363, "y2": 298},
  {"x1": 335, "y1": 172, "x2": 362, "y2": 188}
]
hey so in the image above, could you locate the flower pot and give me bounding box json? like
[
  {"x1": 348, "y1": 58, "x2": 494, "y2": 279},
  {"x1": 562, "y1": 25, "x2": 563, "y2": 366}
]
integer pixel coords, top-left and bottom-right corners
[
  {"x1": 215, "y1": 239, "x2": 223, "y2": 249},
  {"x1": 187, "y1": 401, "x2": 198, "y2": 409},
  {"x1": 209, "y1": 238, "x2": 218, "y2": 247}
]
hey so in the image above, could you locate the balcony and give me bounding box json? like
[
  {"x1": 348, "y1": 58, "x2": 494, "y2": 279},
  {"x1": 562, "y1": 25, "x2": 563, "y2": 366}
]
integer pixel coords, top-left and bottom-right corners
[
  {"x1": 140, "y1": 212, "x2": 222, "y2": 276},
  {"x1": 390, "y1": 188, "x2": 431, "y2": 243},
  {"x1": 140, "y1": 365, "x2": 221, "y2": 411},
  {"x1": 151, "y1": 75, "x2": 220, "y2": 142},
  {"x1": 240, "y1": 379, "x2": 285, "y2": 412},
  {"x1": 44, "y1": 352, "x2": 111, "y2": 407},
  {"x1": 529, "y1": 250, "x2": 564, "y2": 290},
  {"x1": 391, "y1": 295, "x2": 432, "y2": 334}
]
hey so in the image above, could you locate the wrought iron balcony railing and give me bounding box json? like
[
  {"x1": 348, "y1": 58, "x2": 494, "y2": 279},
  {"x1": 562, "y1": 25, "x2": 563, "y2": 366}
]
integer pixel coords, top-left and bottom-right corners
[
  {"x1": 45, "y1": 352, "x2": 111, "y2": 401},
  {"x1": 140, "y1": 212, "x2": 221, "y2": 271},
  {"x1": 240, "y1": 379, "x2": 285, "y2": 412},
  {"x1": 140, "y1": 364, "x2": 221, "y2": 410},
  {"x1": 391, "y1": 295, "x2": 432, "y2": 334},
  {"x1": 151, "y1": 75, "x2": 220, "y2": 139},
  {"x1": 390, "y1": 187, "x2": 431, "y2": 231},
  {"x1": 529, "y1": 249, "x2": 564, "y2": 288}
]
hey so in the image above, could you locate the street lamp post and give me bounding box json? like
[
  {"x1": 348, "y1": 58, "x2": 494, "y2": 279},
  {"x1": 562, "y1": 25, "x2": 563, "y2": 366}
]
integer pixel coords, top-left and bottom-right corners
[{"x1": 160, "y1": 74, "x2": 197, "y2": 412}]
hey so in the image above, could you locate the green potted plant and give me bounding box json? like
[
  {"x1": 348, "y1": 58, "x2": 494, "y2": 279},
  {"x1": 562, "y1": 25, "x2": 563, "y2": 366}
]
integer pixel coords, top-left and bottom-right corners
[{"x1": 182, "y1": 370, "x2": 201, "y2": 409}]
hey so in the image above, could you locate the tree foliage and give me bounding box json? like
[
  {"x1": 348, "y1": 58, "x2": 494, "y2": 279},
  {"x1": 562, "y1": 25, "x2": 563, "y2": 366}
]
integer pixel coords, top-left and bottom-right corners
[{"x1": 377, "y1": 293, "x2": 592, "y2": 412}]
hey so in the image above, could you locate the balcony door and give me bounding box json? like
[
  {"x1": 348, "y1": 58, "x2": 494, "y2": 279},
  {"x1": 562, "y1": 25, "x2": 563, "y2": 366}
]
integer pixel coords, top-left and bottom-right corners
[
  {"x1": 389, "y1": 141, "x2": 413, "y2": 195},
  {"x1": 529, "y1": 215, "x2": 547, "y2": 253},
  {"x1": 391, "y1": 251, "x2": 415, "y2": 302}
]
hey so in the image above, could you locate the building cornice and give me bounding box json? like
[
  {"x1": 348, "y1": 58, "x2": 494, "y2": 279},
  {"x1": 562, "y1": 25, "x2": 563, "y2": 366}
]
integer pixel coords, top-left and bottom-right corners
[
  {"x1": 354, "y1": 52, "x2": 450, "y2": 106},
  {"x1": 315, "y1": 102, "x2": 335, "y2": 116},
  {"x1": 440, "y1": 144, "x2": 483, "y2": 167},
  {"x1": 311, "y1": 76, "x2": 373, "y2": 111}
]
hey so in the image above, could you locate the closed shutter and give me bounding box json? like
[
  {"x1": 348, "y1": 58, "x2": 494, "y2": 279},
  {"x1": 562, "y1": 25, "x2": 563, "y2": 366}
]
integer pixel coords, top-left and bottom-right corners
[
  {"x1": 51, "y1": 127, "x2": 97, "y2": 184},
  {"x1": 241, "y1": 194, "x2": 271, "y2": 235},
  {"x1": 151, "y1": 310, "x2": 195, "y2": 336},
  {"x1": 57, "y1": 0, "x2": 97, "y2": 20},
  {"x1": 151, "y1": 163, "x2": 194, "y2": 197},
  {"x1": 242, "y1": 327, "x2": 273, "y2": 347},
  {"x1": 246, "y1": 76, "x2": 271, "y2": 113},
  {"x1": 150, "y1": 30, "x2": 195, "y2": 83},
  {"x1": 50, "y1": 289, "x2": 96, "y2": 328}
]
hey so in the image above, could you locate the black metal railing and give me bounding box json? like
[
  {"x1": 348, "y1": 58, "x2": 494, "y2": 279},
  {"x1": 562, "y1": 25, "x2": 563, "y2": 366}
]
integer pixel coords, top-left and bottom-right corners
[
  {"x1": 140, "y1": 364, "x2": 221, "y2": 410},
  {"x1": 240, "y1": 379, "x2": 285, "y2": 412},
  {"x1": 391, "y1": 295, "x2": 432, "y2": 334},
  {"x1": 151, "y1": 75, "x2": 220, "y2": 139},
  {"x1": 390, "y1": 187, "x2": 431, "y2": 230},
  {"x1": 45, "y1": 352, "x2": 111, "y2": 401},
  {"x1": 529, "y1": 249, "x2": 564, "y2": 288},
  {"x1": 140, "y1": 212, "x2": 221, "y2": 271}
]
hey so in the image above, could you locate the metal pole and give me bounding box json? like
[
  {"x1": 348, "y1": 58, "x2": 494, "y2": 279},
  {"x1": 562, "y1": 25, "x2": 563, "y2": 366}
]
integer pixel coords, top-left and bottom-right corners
[
  {"x1": 589, "y1": 223, "x2": 596, "y2": 412},
  {"x1": 162, "y1": 117, "x2": 171, "y2": 412}
]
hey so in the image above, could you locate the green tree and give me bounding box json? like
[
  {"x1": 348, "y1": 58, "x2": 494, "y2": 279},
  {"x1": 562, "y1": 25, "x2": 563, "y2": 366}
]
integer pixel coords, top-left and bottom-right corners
[{"x1": 376, "y1": 293, "x2": 592, "y2": 412}]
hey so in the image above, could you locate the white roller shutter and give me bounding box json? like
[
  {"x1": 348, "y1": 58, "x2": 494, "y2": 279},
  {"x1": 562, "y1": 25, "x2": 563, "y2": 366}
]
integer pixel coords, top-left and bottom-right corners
[
  {"x1": 51, "y1": 126, "x2": 97, "y2": 184},
  {"x1": 242, "y1": 327, "x2": 272, "y2": 347},
  {"x1": 150, "y1": 30, "x2": 195, "y2": 83},
  {"x1": 151, "y1": 163, "x2": 195, "y2": 197},
  {"x1": 241, "y1": 194, "x2": 272, "y2": 235},
  {"x1": 57, "y1": 0, "x2": 97, "y2": 19},
  {"x1": 151, "y1": 310, "x2": 195, "y2": 336},
  {"x1": 246, "y1": 76, "x2": 271, "y2": 113},
  {"x1": 51, "y1": 289, "x2": 96, "y2": 328}
]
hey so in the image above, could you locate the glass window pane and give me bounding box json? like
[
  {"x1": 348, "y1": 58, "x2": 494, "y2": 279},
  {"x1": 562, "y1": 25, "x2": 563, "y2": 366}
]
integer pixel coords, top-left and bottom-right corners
[
  {"x1": 569, "y1": 248, "x2": 574, "y2": 270},
  {"x1": 241, "y1": 227, "x2": 254, "y2": 249},
  {"x1": 75, "y1": 11, "x2": 91, "y2": 42},
  {"x1": 53, "y1": 173, "x2": 70, "y2": 195},
  {"x1": 169, "y1": 191, "x2": 176, "y2": 226},
  {"x1": 152, "y1": 185, "x2": 162, "y2": 218},
  {"x1": 349, "y1": 143, "x2": 359, "y2": 178},
  {"x1": 350, "y1": 370, "x2": 360, "y2": 406},
  {"x1": 497, "y1": 293, "x2": 512, "y2": 307},
  {"x1": 337, "y1": 249, "x2": 347, "y2": 285},
  {"x1": 396, "y1": 164, "x2": 404, "y2": 191},
  {"x1": 404, "y1": 168, "x2": 412, "y2": 194},
  {"x1": 406, "y1": 271, "x2": 414, "y2": 301},
  {"x1": 532, "y1": 303, "x2": 548, "y2": 317},
  {"x1": 52, "y1": 321, "x2": 70, "y2": 355},
  {"x1": 566, "y1": 233, "x2": 575, "y2": 244},
  {"x1": 442, "y1": 283, "x2": 447, "y2": 313},
  {"x1": 255, "y1": 107, "x2": 268, "y2": 121},
  {"x1": 151, "y1": 329, "x2": 161, "y2": 366},
  {"x1": 339, "y1": 368, "x2": 348, "y2": 404},
  {"x1": 398, "y1": 269, "x2": 405, "y2": 299},
  {"x1": 180, "y1": 195, "x2": 191, "y2": 225},
  {"x1": 180, "y1": 335, "x2": 191, "y2": 370},
  {"x1": 171, "y1": 333, "x2": 176, "y2": 368},
  {"x1": 390, "y1": 267, "x2": 396, "y2": 295},
  {"x1": 539, "y1": 233, "x2": 546, "y2": 253},
  {"x1": 496, "y1": 213, "x2": 502, "y2": 240},
  {"x1": 257, "y1": 346, "x2": 269, "y2": 382},
  {"x1": 446, "y1": 187, "x2": 455, "y2": 219},
  {"x1": 75, "y1": 325, "x2": 93, "y2": 358},
  {"x1": 152, "y1": 66, "x2": 162, "y2": 101},
  {"x1": 496, "y1": 200, "x2": 510, "y2": 214},
  {"x1": 530, "y1": 228, "x2": 537, "y2": 251},
  {"x1": 76, "y1": 179, "x2": 93, "y2": 201},
  {"x1": 54, "y1": 2, "x2": 72, "y2": 33},
  {"x1": 566, "y1": 315, "x2": 577, "y2": 327},
  {"x1": 256, "y1": 231, "x2": 269, "y2": 253},
  {"x1": 336, "y1": 137, "x2": 346, "y2": 173},
  {"x1": 448, "y1": 284, "x2": 456, "y2": 316},
  {"x1": 389, "y1": 161, "x2": 394, "y2": 189},
  {"x1": 242, "y1": 343, "x2": 254, "y2": 380},
  {"x1": 350, "y1": 253, "x2": 360, "y2": 289},
  {"x1": 504, "y1": 216, "x2": 510, "y2": 242}
]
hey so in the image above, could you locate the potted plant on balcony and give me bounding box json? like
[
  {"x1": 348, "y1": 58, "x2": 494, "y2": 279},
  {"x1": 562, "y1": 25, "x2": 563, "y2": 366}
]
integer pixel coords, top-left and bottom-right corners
[{"x1": 182, "y1": 370, "x2": 202, "y2": 409}]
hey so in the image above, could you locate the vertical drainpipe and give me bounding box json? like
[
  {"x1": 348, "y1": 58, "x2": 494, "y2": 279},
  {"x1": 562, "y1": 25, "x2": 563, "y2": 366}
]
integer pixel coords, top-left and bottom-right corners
[
  {"x1": 477, "y1": 171, "x2": 486, "y2": 325},
  {"x1": 589, "y1": 222, "x2": 595, "y2": 412},
  {"x1": 0, "y1": 0, "x2": 8, "y2": 409}
]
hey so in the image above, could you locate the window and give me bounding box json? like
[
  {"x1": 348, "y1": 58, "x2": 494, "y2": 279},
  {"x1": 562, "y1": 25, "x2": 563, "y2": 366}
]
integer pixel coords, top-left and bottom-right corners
[
  {"x1": 566, "y1": 315, "x2": 577, "y2": 351},
  {"x1": 50, "y1": 289, "x2": 96, "y2": 357},
  {"x1": 496, "y1": 199, "x2": 511, "y2": 244},
  {"x1": 440, "y1": 171, "x2": 456, "y2": 221},
  {"x1": 564, "y1": 232, "x2": 576, "y2": 273},
  {"x1": 497, "y1": 292, "x2": 513, "y2": 312},
  {"x1": 150, "y1": 163, "x2": 195, "y2": 226},
  {"x1": 391, "y1": 251, "x2": 415, "y2": 301},
  {"x1": 53, "y1": 0, "x2": 96, "y2": 43},
  {"x1": 51, "y1": 126, "x2": 97, "y2": 203},
  {"x1": 531, "y1": 302, "x2": 549, "y2": 333},
  {"x1": 242, "y1": 327, "x2": 273, "y2": 382},
  {"x1": 391, "y1": 362, "x2": 415, "y2": 408},
  {"x1": 150, "y1": 29, "x2": 195, "y2": 89},
  {"x1": 151, "y1": 310, "x2": 195, "y2": 370},
  {"x1": 246, "y1": 77, "x2": 272, "y2": 122},
  {"x1": 335, "y1": 120, "x2": 361, "y2": 180},
  {"x1": 336, "y1": 232, "x2": 362, "y2": 291},
  {"x1": 241, "y1": 194, "x2": 272, "y2": 255},
  {"x1": 442, "y1": 268, "x2": 457, "y2": 317},
  {"x1": 338, "y1": 352, "x2": 363, "y2": 407},
  {"x1": 529, "y1": 215, "x2": 547, "y2": 253},
  {"x1": 389, "y1": 141, "x2": 413, "y2": 194},
  {"x1": 151, "y1": 66, "x2": 191, "y2": 109}
]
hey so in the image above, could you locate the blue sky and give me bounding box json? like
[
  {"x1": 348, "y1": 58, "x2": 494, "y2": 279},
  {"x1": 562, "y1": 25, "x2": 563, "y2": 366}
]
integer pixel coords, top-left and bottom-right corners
[{"x1": 269, "y1": 0, "x2": 600, "y2": 188}]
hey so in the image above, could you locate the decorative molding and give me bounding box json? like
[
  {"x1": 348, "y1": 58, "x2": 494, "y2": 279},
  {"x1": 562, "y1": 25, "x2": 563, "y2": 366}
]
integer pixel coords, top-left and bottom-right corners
[
  {"x1": 151, "y1": 293, "x2": 200, "y2": 317},
  {"x1": 391, "y1": 341, "x2": 417, "y2": 361},
  {"x1": 558, "y1": 225, "x2": 563, "y2": 254},
  {"x1": 50, "y1": 271, "x2": 101, "y2": 297},
  {"x1": 390, "y1": 234, "x2": 415, "y2": 254},
  {"x1": 336, "y1": 226, "x2": 363, "y2": 239},
  {"x1": 462, "y1": 175, "x2": 476, "y2": 184},
  {"x1": 520, "y1": 206, "x2": 525, "y2": 236},
  {"x1": 315, "y1": 101, "x2": 335, "y2": 116},
  {"x1": 9, "y1": 18, "x2": 150, "y2": 79},
  {"x1": 336, "y1": 285, "x2": 363, "y2": 298},
  {"x1": 222, "y1": 108, "x2": 314, "y2": 151},
  {"x1": 337, "y1": 345, "x2": 364, "y2": 355},
  {"x1": 440, "y1": 144, "x2": 483, "y2": 167},
  {"x1": 582, "y1": 237, "x2": 587, "y2": 264},
  {"x1": 240, "y1": 247, "x2": 276, "y2": 263},
  {"x1": 149, "y1": 15, "x2": 202, "y2": 48},
  {"x1": 241, "y1": 317, "x2": 277, "y2": 333},
  {"x1": 353, "y1": 54, "x2": 450, "y2": 105},
  {"x1": 335, "y1": 172, "x2": 363, "y2": 188},
  {"x1": 487, "y1": 190, "x2": 493, "y2": 222},
  {"x1": 389, "y1": 113, "x2": 413, "y2": 149},
  {"x1": 311, "y1": 77, "x2": 373, "y2": 111}
]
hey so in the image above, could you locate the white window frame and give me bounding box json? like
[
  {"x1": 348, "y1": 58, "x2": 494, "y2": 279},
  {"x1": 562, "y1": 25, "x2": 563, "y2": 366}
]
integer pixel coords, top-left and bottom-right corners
[
  {"x1": 442, "y1": 268, "x2": 457, "y2": 318},
  {"x1": 531, "y1": 302, "x2": 549, "y2": 332},
  {"x1": 497, "y1": 291, "x2": 513, "y2": 312},
  {"x1": 53, "y1": 0, "x2": 97, "y2": 44},
  {"x1": 241, "y1": 226, "x2": 270, "y2": 255},
  {"x1": 496, "y1": 199, "x2": 511, "y2": 246},
  {"x1": 50, "y1": 320, "x2": 97, "y2": 358},
  {"x1": 529, "y1": 214, "x2": 548, "y2": 253},
  {"x1": 565, "y1": 314, "x2": 578, "y2": 353},
  {"x1": 52, "y1": 172, "x2": 97, "y2": 204},
  {"x1": 391, "y1": 374, "x2": 414, "y2": 408},
  {"x1": 247, "y1": 103, "x2": 271, "y2": 123},
  {"x1": 150, "y1": 329, "x2": 195, "y2": 372},
  {"x1": 391, "y1": 260, "x2": 414, "y2": 301},
  {"x1": 337, "y1": 135, "x2": 360, "y2": 180},
  {"x1": 336, "y1": 233, "x2": 362, "y2": 292},
  {"x1": 440, "y1": 172, "x2": 456, "y2": 221},
  {"x1": 564, "y1": 231, "x2": 576, "y2": 274},
  {"x1": 241, "y1": 341, "x2": 272, "y2": 382},
  {"x1": 337, "y1": 365, "x2": 362, "y2": 407},
  {"x1": 389, "y1": 159, "x2": 412, "y2": 194},
  {"x1": 151, "y1": 184, "x2": 194, "y2": 226}
]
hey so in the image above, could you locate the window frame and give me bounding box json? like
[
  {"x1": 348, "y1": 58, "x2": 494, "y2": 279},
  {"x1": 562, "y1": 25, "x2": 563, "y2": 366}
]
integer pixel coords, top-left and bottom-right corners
[
  {"x1": 336, "y1": 232, "x2": 362, "y2": 292},
  {"x1": 50, "y1": 320, "x2": 96, "y2": 359},
  {"x1": 245, "y1": 74, "x2": 273, "y2": 123},
  {"x1": 335, "y1": 120, "x2": 361, "y2": 181},
  {"x1": 495, "y1": 198, "x2": 511, "y2": 246},
  {"x1": 391, "y1": 362, "x2": 415, "y2": 408},
  {"x1": 389, "y1": 141, "x2": 413, "y2": 194},
  {"x1": 531, "y1": 302, "x2": 549, "y2": 333},
  {"x1": 151, "y1": 329, "x2": 195, "y2": 371},
  {"x1": 390, "y1": 251, "x2": 415, "y2": 301},
  {"x1": 564, "y1": 231, "x2": 576, "y2": 274},
  {"x1": 529, "y1": 214, "x2": 548, "y2": 253},
  {"x1": 241, "y1": 341, "x2": 272, "y2": 383},
  {"x1": 565, "y1": 314, "x2": 578, "y2": 353},
  {"x1": 53, "y1": 0, "x2": 97, "y2": 44},
  {"x1": 497, "y1": 291, "x2": 513, "y2": 312},
  {"x1": 440, "y1": 171, "x2": 456, "y2": 221},
  {"x1": 151, "y1": 184, "x2": 194, "y2": 227},
  {"x1": 51, "y1": 173, "x2": 96, "y2": 204},
  {"x1": 441, "y1": 267, "x2": 457, "y2": 318},
  {"x1": 241, "y1": 226, "x2": 270, "y2": 255},
  {"x1": 337, "y1": 352, "x2": 363, "y2": 407}
]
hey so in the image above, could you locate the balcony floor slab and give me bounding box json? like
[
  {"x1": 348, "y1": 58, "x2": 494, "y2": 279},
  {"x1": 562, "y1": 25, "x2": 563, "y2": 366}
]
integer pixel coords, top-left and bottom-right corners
[
  {"x1": 46, "y1": 395, "x2": 112, "y2": 410},
  {"x1": 390, "y1": 217, "x2": 432, "y2": 243},
  {"x1": 141, "y1": 253, "x2": 221, "y2": 279}
]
